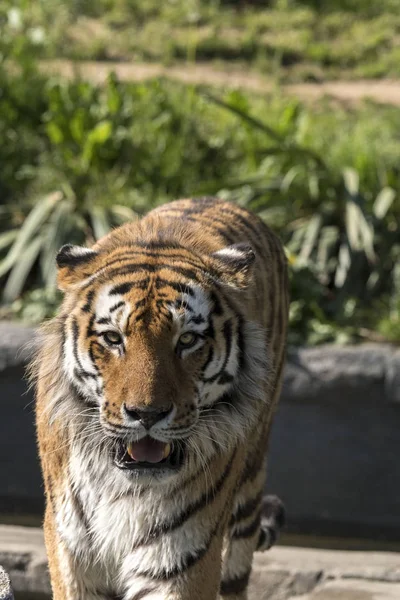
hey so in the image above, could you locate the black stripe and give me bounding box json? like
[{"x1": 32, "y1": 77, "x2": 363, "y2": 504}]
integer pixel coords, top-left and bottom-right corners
[
  {"x1": 71, "y1": 384, "x2": 99, "y2": 408},
  {"x1": 160, "y1": 202, "x2": 263, "y2": 253},
  {"x1": 103, "y1": 262, "x2": 202, "y2": 283},
  {"x1": 109, "y1": 279, "x2": 151, "y2": 295},
  {"x1": 155, "y1": 278, "x2": 195, "y2": 296},
  {"x1": 156, "y1": 300, "x2": 174, "y2": 320},
  {"x1": 134, "y1": 451, "x2": 236, "y2": 547},
  {"x1": 110, "y1": 282, "x2": 135, "y2": 295},
  {"x1": 232, "y1": 509, "x2": 261, "y2": 540},
  {"x1": 73, "y1": 368, "x2": 97, "y2": 382},
  {"x1": 134, "y1": 240, "x2": 185, "y2": 250},
  {"x1": 220, "y1": 569, "x2": 251, "y2": 596},
  {"x1": 56, "y1": 245, "x2": 97, "y2": 268},
  {"x1": 132, "y1": 587, "x2": 159, "y2": 600},
  {"x1": 46, "y1": 474, "x2": 56, "y2": 512},
  {"x1": 154, "y1": 212, "x2": 237, "y2": 245},
  {"x1": 134, "y1": 310, "x2": 149, "y2": 323},
  {"x1": 126, "y1": 309, "x2": 134, "y2": 334},
  {"x1": 92, "y1": 248, "x2": 204, "y2": 274},
  {"x1": 102, "y1": 422, "x2": 139, "y2": 433},
  {"x1": 188, "y1": 314, "x2": 205, "y2": 324},
  {"x1": 210, "y1": 291, "x2": 223, "y2": 315},
  {"x1": 214, "y1": 391, "x2": 236, "y2": 411},
  {"x1": 202, "y1": 319, "x2": 233, "y2": 384},
  {"x1": 237, "y1": 314, "x2": 245, "y2": 370},
  {"x1": 87, "y1": 314, "x2": 96, "y2": 337},
  {"x1": 168, "y1": 459, "x2": 214, "y2": 496},
  {"x1": 109, "y1": 301, "x2": 125, "y2": 313},
  {"x1": 174, "y1": 299, "x2": 194, "y2": 312},
  {"x1": 267, "y1": 233, "x2": 280, "y2": 348},
  {"x1": 60, "y1": 316, "x2": 67, "y2": 360},
  {"x1": 97, "y1": 317, "x2": 111, "y2": 325},
  {"x1": 81, "y1": 289, "x2": 95, "y2": 313},
  {"x1": 239, "y1": 449, "x2": 266, "y2": 487},
  {"x1": 201, "y1": 346, "x2": 214, "y2": 374},
  {"x1": 218, "y1": 371, "x2": 234, "y2": 384},
  {"x1": 205, "y1": 316, "x2": 215, "y2": 339},
  {"x1": 230, "y1": 490, "x2": 263, "y2": 526},
  {"x1": 217, "y1": 206, "x2": 265, "y2": 253},
  {"x1": 88, "y1": 340, "x2": 101, "y2": 374},
  {"x1": 71, "y1": 318, "x2": 98, "y2": 380},
  {"x1": 69, "y1": 478, "x2": 91, "y2": 533},
  {"x1": 139, "y1": 517, "x2": 221, "y2": 581},
  {"x1": 134, "y1": 297, "x2": 148, "y2": 310},
  {"x1": 215, "y1": 281, "x2": 248, "y2": 325}
]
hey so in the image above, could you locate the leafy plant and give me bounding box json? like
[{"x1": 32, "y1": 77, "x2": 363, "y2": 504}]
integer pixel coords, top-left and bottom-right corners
[
  {"x1": 206, "y1": 92, "x2": 400, "y2": 344},
  {"x1": 0, "y1": 190, "x2": 137, "y2": 303},
  {"x1": 1, "y1": 59, "x2": 400, "y2": 343}
]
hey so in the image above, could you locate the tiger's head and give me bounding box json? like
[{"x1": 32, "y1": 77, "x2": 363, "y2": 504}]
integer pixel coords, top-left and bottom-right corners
[{"x1": 55, "y1": 239, "x2": 268, "y2": 482}]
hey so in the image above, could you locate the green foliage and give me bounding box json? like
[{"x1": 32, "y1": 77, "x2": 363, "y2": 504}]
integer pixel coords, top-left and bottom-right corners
[
  {"x1": 0, "y1": 287, "x2": 62, "y2": 324},
  {"x1": 207, "y1": 93, "x2": 400, "y2": 344},
  {"x1": 0, "y1": 191, "x2": 137, "y2": 303},
  {"x1": 1, "y1": 35, "x2": 400, "y2": 342}
]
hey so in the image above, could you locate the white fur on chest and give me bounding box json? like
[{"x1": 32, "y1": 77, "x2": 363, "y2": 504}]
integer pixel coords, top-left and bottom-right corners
[{"x1": 58, "y1": 450, "x2": 212, "y2": 597}]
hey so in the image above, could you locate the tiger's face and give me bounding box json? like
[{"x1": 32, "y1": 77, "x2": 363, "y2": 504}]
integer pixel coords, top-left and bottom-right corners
[{"x1": 57, "y1": 241, "x2": 265, "y2": 480}]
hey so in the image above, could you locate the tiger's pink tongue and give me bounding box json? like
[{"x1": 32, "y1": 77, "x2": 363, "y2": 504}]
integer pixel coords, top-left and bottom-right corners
[{"x1": 127, "y1": 437, "x2": 169, "y2": 463}]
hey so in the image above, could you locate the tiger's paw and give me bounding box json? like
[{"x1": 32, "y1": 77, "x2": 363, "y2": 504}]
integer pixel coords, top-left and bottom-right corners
[{"x1": 256, "y1": 494, "x2": 285, "y2": 551}]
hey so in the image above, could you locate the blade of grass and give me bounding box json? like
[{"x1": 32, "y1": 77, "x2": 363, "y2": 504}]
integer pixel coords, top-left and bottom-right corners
[
  {"x1": 3, "y1": 236, "x2": 44, "y2": 303},
  {"x1": 0, "y1": 230, "x2": 18, "y2": 252},
  {"x1": 0, "y1": 191, "x2": 62, "y2": 278},
  {"x1": 373, "y1": 187, "x2": 396, "y2": 220}
]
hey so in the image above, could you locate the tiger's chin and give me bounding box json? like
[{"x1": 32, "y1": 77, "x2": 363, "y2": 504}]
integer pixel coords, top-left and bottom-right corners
[{"x1": 113, "y1": 437, "x2": 185, "y2": 478}]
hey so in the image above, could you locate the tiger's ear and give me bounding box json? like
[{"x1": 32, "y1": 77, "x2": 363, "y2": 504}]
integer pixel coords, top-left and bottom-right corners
[
  {"x1": 208, "y1": 243, "x2": 255, "y2": 289},
  {"x1": 56, "y1": 244, "x2": 99, "y2": 291}
]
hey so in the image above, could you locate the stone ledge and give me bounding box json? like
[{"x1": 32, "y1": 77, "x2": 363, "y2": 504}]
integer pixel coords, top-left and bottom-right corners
[
  {"x1": 284, "y1": 343, "x2": 400, "y2": 405},
  {"x1": 1, "y1": 526, "x2": 400, "y2": 600},
  {"x1": 0, "y1": 323, "x2": 36, "y2": 372}
]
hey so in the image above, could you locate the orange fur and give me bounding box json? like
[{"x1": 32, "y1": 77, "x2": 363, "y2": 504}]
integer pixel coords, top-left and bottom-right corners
[{"x1": 34, "y1": 197, "x2": 289, "y2": 600}]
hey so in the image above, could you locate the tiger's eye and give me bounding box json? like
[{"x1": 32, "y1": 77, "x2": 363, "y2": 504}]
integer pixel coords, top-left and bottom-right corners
[
  {"x1": 178, "y1": 332, "x2": 198, "y2": 348},
  {"x1": 103, "y1": 331, "x2": 123, "y2": 346}
]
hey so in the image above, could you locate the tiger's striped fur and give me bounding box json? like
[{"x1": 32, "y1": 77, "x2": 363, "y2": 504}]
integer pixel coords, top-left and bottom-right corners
[{"x1": 34, "y1": 197, "x2": 289, "y2": 600}]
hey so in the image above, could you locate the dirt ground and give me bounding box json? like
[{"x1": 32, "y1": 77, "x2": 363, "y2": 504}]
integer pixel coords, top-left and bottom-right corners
[{"x1": 40, "y1": 59, "x2": 400, "y2": 106}]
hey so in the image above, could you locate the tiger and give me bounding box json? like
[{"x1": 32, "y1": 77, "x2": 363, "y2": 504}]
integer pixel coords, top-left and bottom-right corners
[{"x1": 33, "y1": 196, "x2": 289, "y2": 600}]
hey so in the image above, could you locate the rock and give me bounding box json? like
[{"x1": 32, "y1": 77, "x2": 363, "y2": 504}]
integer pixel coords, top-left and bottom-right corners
[
  {"x1": 290, "y1": 578, "x2": 400, "y2": 599},
  {"x1": 0, "y1": 322, "x2": 36, "y2": 372},
  {"x1": 283, "y1": 344, "x2": 396, "y2": 405},
  {"x1": 1, "y1": 525, "x2": 400, "y2": 600}
]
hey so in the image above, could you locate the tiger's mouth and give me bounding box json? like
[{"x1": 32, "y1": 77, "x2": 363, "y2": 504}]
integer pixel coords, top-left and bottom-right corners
[{"x1": 114, "y1": 436, "x2": 184, "y2": 472}]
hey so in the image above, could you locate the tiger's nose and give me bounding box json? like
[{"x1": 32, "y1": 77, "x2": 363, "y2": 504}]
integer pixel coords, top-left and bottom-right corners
[{"x1": 123, "y1": 404, "x2": 173, "y2": 429}]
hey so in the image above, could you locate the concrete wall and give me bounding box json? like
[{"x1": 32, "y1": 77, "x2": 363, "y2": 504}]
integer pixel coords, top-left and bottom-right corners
[{"x1": 1, "y1": 322, "x2": 400, "y2": 539}]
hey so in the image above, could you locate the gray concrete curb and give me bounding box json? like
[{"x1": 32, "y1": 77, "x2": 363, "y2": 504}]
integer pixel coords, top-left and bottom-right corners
[
  {"x1": 283, "y1": 343, "x2": 400, "y2": 405},
  {"x1": 0, "y1": 565, "x2": 14, "y2": 600},
  {"x1": 1, "y1": 525, "x2": 400, "y2": 599},
  {"x1": 0, "y1": 323, "x2": 36, "y2": 372}
]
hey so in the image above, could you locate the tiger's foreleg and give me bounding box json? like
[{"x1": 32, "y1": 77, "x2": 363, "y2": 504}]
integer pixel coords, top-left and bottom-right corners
[
  {"x1": 219, "y1": 488, "x2": 285, "y2": 600},
  {"x1": 122, "y1": 531, "x2": 226, "y2": 600},
  {"x1": 44, "y1": 506, "x2": 110, "y2": 600}
]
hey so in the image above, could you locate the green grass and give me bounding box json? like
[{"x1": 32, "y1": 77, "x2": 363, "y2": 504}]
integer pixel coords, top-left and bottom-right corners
[{"x1": 2, "y1": 0, "x2": 400, "y2": 82}]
